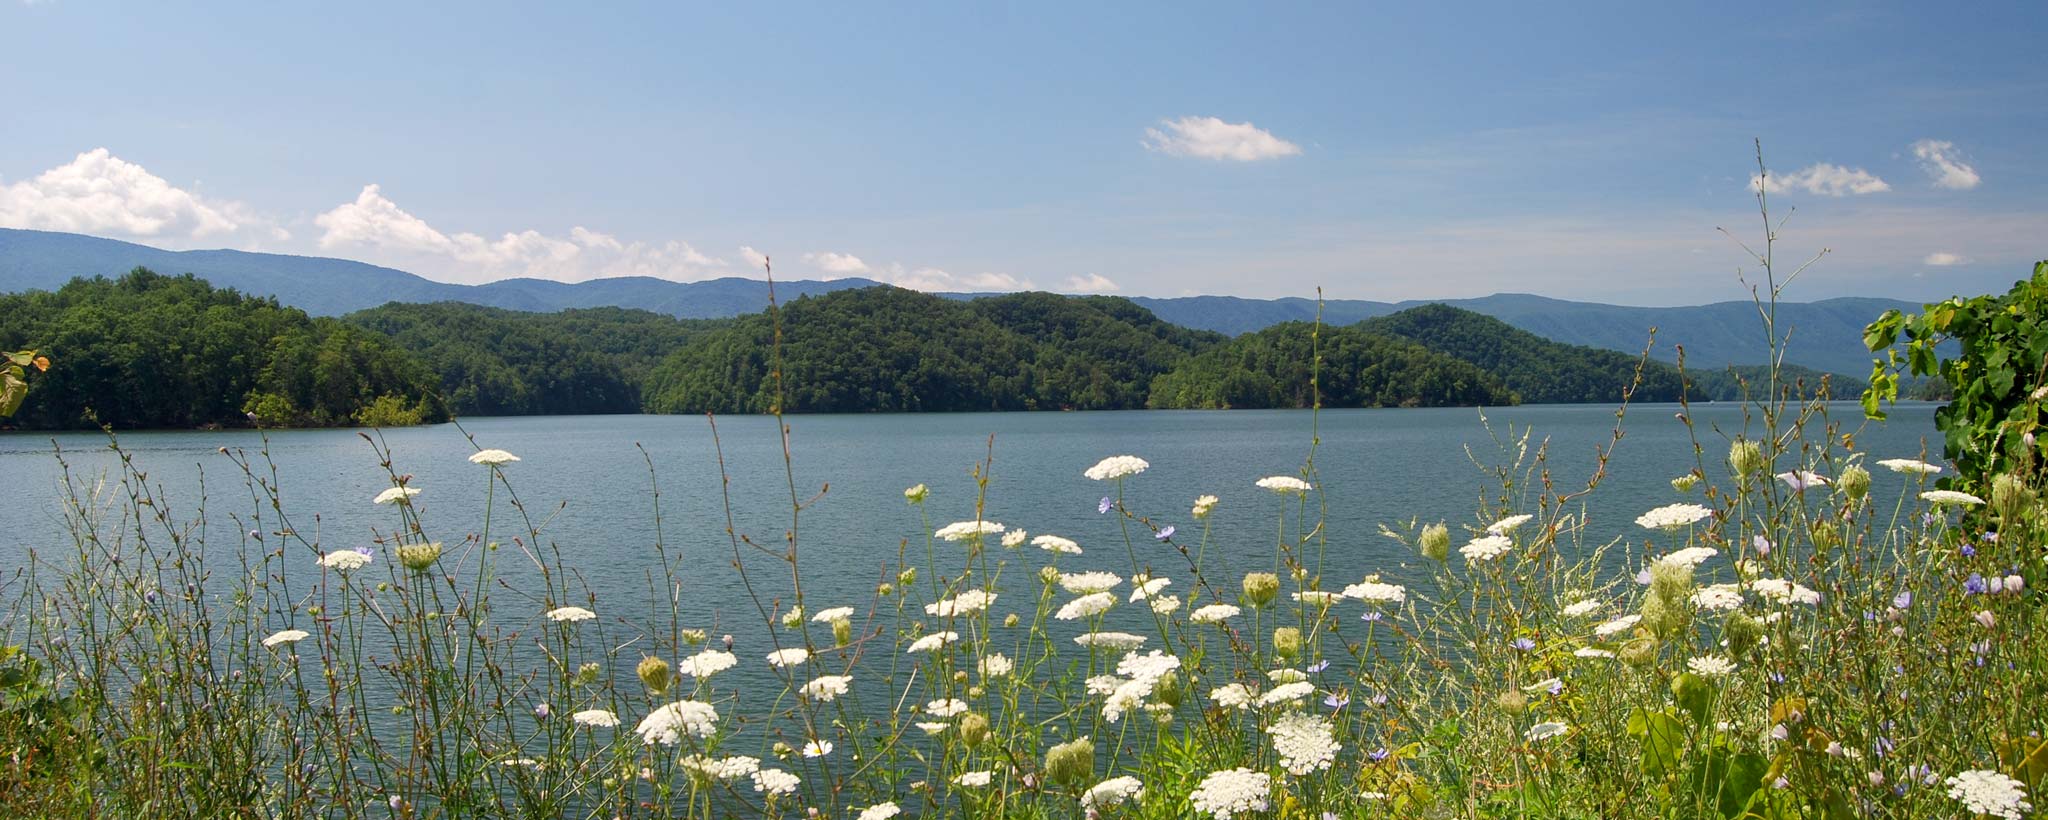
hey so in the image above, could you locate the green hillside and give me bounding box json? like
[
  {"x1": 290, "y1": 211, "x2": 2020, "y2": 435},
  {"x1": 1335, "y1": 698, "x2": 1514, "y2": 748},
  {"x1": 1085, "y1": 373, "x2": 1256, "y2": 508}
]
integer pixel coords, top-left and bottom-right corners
[{"x1": 1146, "y1": 322, "x2": 1516, "y2": 409}]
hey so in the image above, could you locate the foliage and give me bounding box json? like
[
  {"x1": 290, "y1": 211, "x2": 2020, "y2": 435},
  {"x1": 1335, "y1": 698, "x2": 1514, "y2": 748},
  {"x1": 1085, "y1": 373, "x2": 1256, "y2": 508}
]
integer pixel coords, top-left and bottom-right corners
[
  {"x1": 1146, "y1": 320, "x2": 1517, "y2": 408},
  {"x1": 1357, "y1": 303, "x2": 1686, "y2": 403},
  {"x1": 0, "y1": 269, "x2": 446, "y2": 429},
  {"x1": 2, "y1": 349, "x2": 50, "y2": 417},
  {"x1": 1862, "y1": 260, "x2": 2048, "y2": 491}
]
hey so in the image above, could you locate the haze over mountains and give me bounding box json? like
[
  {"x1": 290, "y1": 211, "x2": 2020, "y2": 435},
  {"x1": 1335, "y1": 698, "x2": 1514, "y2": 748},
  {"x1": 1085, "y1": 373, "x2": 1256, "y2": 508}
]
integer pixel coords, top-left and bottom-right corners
[{"x1": 0, "y1": 228, "x2": 1927, "y2": 376}]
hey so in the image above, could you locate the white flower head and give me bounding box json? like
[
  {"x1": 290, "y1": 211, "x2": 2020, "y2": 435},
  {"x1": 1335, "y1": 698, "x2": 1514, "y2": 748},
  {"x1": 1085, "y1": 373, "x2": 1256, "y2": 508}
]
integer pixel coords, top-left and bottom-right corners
[
  {"x1": 906, "y1": 631, "x2": 959, "y2": 653},
  {"x1": 766, "y1": 648, "x2": 810, "y2": 668},
  {"x1": 801, "y1": 739, "x2": 835, "y2": 759},
  {"x1": 1921, "y1": 489, "x2": 1984, "y2": 506},
  {"x1": 934, "y1": 521, "x2": 1006, "y2": 542},
  {"x1": 1749, "y1": 578, "x2": 1821, "y2": 606},
  {"x1": 925, "y1": 589, "x2": 997, "y2": 617},
  {"x1": 1084, "y1": 455, "x2": 1150, "y2": 481},
  {"x1": 1083, "y1": 775, "x2": 1144, "y2": 809},
  {"x1": 1190, "y1": 603, "x2": 1241, "y2": 623},
  {"x1": 373, "y1": 486, "x2": 421, "y2": 505},
  {"x1": 1058, "y1": 571, "x2": 1122, "y2": 594},
  {"x1": 1190, "y1": 768, "x2": 1271, "y2": 819},
  {"x1": 1636, "y1": 503, "x2": 1715, "y2": 531},
  {"x1": 545, "y1": 606, "x2": 596, "y2": 623},
  {"x1": 680, "y1": 649, "x2": 737, "y2": 678},
  {"x1": 1057, "y1": 592, "x2": 1117, "y2": 620},
  {"x1": 1692, "y1": 584, "x2": 1744, "y2": 612},
  {"x1": 810, "y1": 606, "x2": 856, "y2": 623},
  {"x1": 1000, "y1": 529, "x2": 1027, "y2": 548},
  {"x1": 1878, "y1": 458, "x2": 1942, "y2": 475},
  {"x1": 572, "y1": 709, "x2": 619, "y2": 728},
  {"x1": 855, "y1": 802, "x2": 900, "y2": 820},
  {"x1": 1257, "y1": 680, "x2": 1315, "y2": 707},
  {"x1": 1255, "y1": 475, "x2": 1313, "y2": 493},
  {"x1": 1072, "y1": 631, "x2": 1146, "y2": 650},
  {"x1": 468, "y1": 449, "x2": 519, "y2": 465},
  {"x1": 979, "y1": 653, "x2": 1014, "y2": 678},
  {"x1": 1487, "y1": 514, "x2": 1533, "y2": 534},
  {"x1": 954, "y1": 770, "x2": 993, "y2": 788},
  {"x1": 752, "y1": 767, "x2": 800, "y2": 796},
  {"x1": 1129, "y1": 574, "x2": 1171, "y2": 601},
  {"x1": 1560, "y1": 599, "x2": 1603, "y2": 618},
  {"x1": 319, "y1": 550, "x2": 372, "y2": 572},
  {"x1": 1656, "y1": 546, "x2": 1720, "y2": 569},
  {"x1": 1460, "y1": 534, "x2": 1513, "y2": 562},
  {"x1": 1524, "y1": 721, "x2": 1570, "y2": 742},
  {"x1": 1593, "y1": 614, "x2": 1642, "y2": 638},
  {"x1": 1946, "y1": 770, "x2": 2031, "y2": 819},
  {"x1": 1267, "y1": 712, "x2": 1339, "y2": 775},
  {"x1": 634, "y1": 700, "x2": 718, "y2": 746},
  {"x1": 799, "y1": 675, "x2": 851, "y2": 702},
  {"x1": 1687, "y1": 655, "x2": 1738, "y2": 677},
  {"x1": 1032, "y1": 534, "x2": 1082, "y2": 554},
  {"x1": 262, "y1": 629, "x2": 310, "y2": 648},
  {"x1": 1343, "y1": 580, "x2": 1406, "y2": 604}
]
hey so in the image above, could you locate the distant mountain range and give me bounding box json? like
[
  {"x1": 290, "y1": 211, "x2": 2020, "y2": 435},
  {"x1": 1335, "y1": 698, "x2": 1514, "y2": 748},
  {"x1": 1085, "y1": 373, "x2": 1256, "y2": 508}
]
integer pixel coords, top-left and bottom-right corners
[{"x1": 0, "y1": 228, "x2": 1930, "y2": 375}]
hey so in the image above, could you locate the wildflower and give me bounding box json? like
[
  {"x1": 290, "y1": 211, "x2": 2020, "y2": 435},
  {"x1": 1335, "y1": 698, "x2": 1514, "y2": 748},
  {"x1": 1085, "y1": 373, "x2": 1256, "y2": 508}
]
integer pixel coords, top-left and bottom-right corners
[
  {"x1": 1150, "y1": 594, "x2": 1181, "y2": 614},
  {"x1": 1189, "y1": 768, "x2": 1271, "y2": 819},
  {"x1": 957, "y1": 711, "x2": 991, "y2": 744},
  {"x1": 810, "y1": 606, "x2": 855, "y2": 623},
  {"x1": 1192, "y1": 494, "x2": 1219, "y2": 518},
  {"x1": 1692, "y1": 584, "x2": 1744, "y2": 612},
  {"x1": 262, "y1": 629, "x2": 310, "y2": 648},
  {"x1": 1257, "y1": 681, "x2": 1314, "y2": 707},
  {"x1": 925, "y1": 589, "x2": 997, "y2": 617},
  {"x1": 906, "y1": 632, "x2": 959, "y2": 653},
  {"x1": 1099, "y1": 496, "x2": 1113, "y2": 514},
  {"x1": 1878, "y1": 458, "x2": 1942, "y2": 475},
  {"x1": 1343, "y1": 579, "x2": 1405, "y2": 604},
  {"x1": 468, "y1": 449, "x2": 519, "y2": 465},
  {"x1": 1191, "y1": 603, "x2": 1241, "y2": 623},
  {"x1": 1511, "y1": 637, "x2": 1535, "y2": 651},
  {"x1": 1324, "y1": 691, "x2": 1350, "y2": 709},
  {"x1": 1292, "y1": 590, "x2": 1342, "y2": 606},
  {"x1": 1838, "y1": 465, "x2": 1871, "y2": 500},
  {"x1": 1419, "y1": 522, "x2": 1451, "y2": 561},
  {"x1": 752, "y1": 768, "x2": 800, "y2": 796},
  {"x1": 1255, "y1": 475, "x2": 1312, "y2": 493},
  {"x1": 1636, "y1": 503, "x2": 1715, "y2": 531},
  {"x1": 1085, "y1": 455, "x2": 1150, "y2": 480},
  {"x1": 1672, "y1": 473, "x2": 1701, "y2": 493},
  {"x1": 1487, "y1": 513, "x2": 1533, "y2": 534},
  {"x1": 766, "y1": 648, "x2": 809, "y2": 668},
  {"x1": 934, "y1": 520, "x2": 1006, "y2": 541},
  {"x1": 1073, "y1": 632, "x2": 1146, "y2": 650},
  {"x1": 1574, "y1": 647, "x2": 1616, "y2": 659},
  {"x1": 1658, "y1": 546, "x2": 1720, "y2": 569},
  {"x1": 1524, "y1": 721, "x2": 1569, "y2": 742},
  {"x1": 1524, "y1": 677, "x2": 1564, "y2": 696},
  {"x1": 801, "y1": 739, "x2": 834, "y2": 758},
  {"x1": 1272, "y1": 627, "x2": 1303, "y2": 660},
  {"x1": 319, "y1": 550, "x2": 372, "y2": 572},
  {"x1": 954, "y1": 770, "x2": 993, "y2": 788},
  {"x1": 534, "y1": 702, "x2": 550, "y2": 719},
  {"x1": 800, "y1": 675, "x2": 851, "y2": 702},
  {"x1": 1044, "y1": 736, "x2": 1095, "y2": 786},
  {"x1": 1268, "y1": 668, "x2": 1308, "y2": 684},
  {"x1": 1687, "y1": 656, "x2": 1738, "y2": 677},
  {"x1": 856, "y1": 802, "x2": 900, "y2": 820},
  {"x1": 980, "y1": 653, "x2": 1013, "y2": 678},
  {"x1": 637, "y1": 656, "x2": 675, "y2": 694},
  {"x1": 1057, "y1": 592, "x2": 1117, "y2": 620},
  {"x1": 924, "y1": 697, "x2": 969, "y2": 718},
  {"x1": 1241, "y1": 573, "x2": 1280, "y2": 607},
  {"x1": 634, "y1": 700, "x2": 718, "y2": 746},
  {"x1": 396, "y1": 541, "x2": 441, "y2": 573},
  {"x1": 680, "y1": 649, "x2": 737, "y2": 678},
  {"x1": 916, "y1": 721, "x2": 949, "y2": 735},
  {"x1": 1560, "y1": 598, "x2": 1602, "y2": 618},
  {"x1": 1033, "y1": 534, "x2": 1082, "y2": 554},
  {"x1": 1921, "y1": 490, "x2": 1985, "y2": 506},
  {"x1": 1749, "y1": 578, "x2": 1821, "y2": 606},
  {"x1": 1777, "y1": 471, "x2": 1828, "y2": 491},
  {"x1": 1975, "y1": 610, "x2": 1996, "y2": 629},
  {"x1": 1496, "y1": 690, "x2": 1528, "y2": 714},
  {"x1": 1892, "y1": 590, "x2": 1913, "y2": 610},
  {"x1": 1460, "y1": 534, "x2": 1513, "y2": 562},
  {"x1": 1212, "y1": 683, "x2": 1256, "y2": 709},
  {"x1": 373, "y1": 486, "x2": 421, "y2": 505},
  {"x1": 903, "y1": 483, "x2": 929, "y2": 503},
  {"x1": 1728, "y1": 439, "x2": 1766, "y2": 476},
  {"x1": 1058, "y1": 571, "x2": 1122, "y2": 594},
  {"x1": 1268, "y1": 712, "x2": 1339, "y2": 775},
  {"x1": 1945, "y1": 770, "x2": 2031, "y2": 819},
  {"x1": 1593, "y1": 614, "x2": 1642, "y2": 638},
  {"x1": 1130, "y1": 575, "x2": 1171, "y2": 600},
  {"x1": 545, "y1": 606, "x2": 596, "y2": 623},
  {"x1": 572, "y1": 709, "x2": 619, "y2": 728},
  {"x1": 1083, "y1": 776, "x2": 1144, "y2": 810},
  {"x1": 1752, "y1": 534, "x2": 1774, "y2": 556}
]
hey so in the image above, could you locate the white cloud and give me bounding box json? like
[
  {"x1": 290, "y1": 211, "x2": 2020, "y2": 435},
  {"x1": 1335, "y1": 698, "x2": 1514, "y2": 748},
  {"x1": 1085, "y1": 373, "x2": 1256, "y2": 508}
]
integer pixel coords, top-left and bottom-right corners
[
  {"x1": 1058, "y1": 273, "x2": 1120, "y2": 294},
  {"x1": 738, "y1": 246, "x2": 769, "y2": 272},
  {"x1": 1923, "y1": 252, "x2": 1970, "y2": 266},
  {"x1": 0, "y1": 148, "x2": 266, "y2": 241},
  {"x1": 1142, "y1": 116, "x2": 1302, "y2": 161},
  {"x1": 803, "y1": 251, "x2": 871, "y2": 275},
  {"x1": 1750, "y1": 163, "x2": 1891, "y2": 196},
  {"x1": 1912, "y1": 139, "x2": 1980, "y2": 190},
  {"x1": 313, "y1": 184, "x2": 730, "y2": 283},
  {"x1": 877, "y1": 263, "x2": 1031, "y2": 292}
]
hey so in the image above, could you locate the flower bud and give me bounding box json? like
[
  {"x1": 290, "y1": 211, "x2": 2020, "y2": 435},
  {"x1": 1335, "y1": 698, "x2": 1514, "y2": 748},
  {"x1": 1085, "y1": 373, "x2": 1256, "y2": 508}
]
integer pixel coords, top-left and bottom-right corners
[
  {"x1": 1272, "y1": 627, "x2": 1302, "y2": 660},
  {"x1": 1729, "y1": 439, "x2": 1766, "y2": 478},
  {"x1": 878, "y1": 583, "x2": 894, "y2": 597},
  {"x1": 397, "y1": 541, "x2": 441, "y2": 573},
  {"x1": 573, "y1": 662, "x2": 601, "y2": 686},
  {"x1": 1044, "y1": 736, "x2": 1094, "y2": 786},
  {"x1": 1040, "y1": 566, "x2": 1061, "y2": 585},
  {"x1": 681, "y1": 628, "x2": 706, "y2": 645},
  {"x1": 904, "y1": 484, "x2": 929, "y2": 504},
  {"x1": 773, "y1": 741, "x2": 794, "y2": 758},
  {"x1": 1723, "y1": 612, "x2": 1764, "y2": 658},
  {"x1": 958, "y1": 712, "x2": 990, "y2": 746},
  {"x1": 1003, "y1": 613, "x2": 1019, "y2": 628},
  {"x1": 1243, "y1": 573, "x2": 1280, "y2": 609},
  {"x1": 832, "y1": 618, "x2": 853, "y2": 647},
  {"x1": 1619, "y1": 636, "x2": 1659, "y2": 667},
  {"x1": 897, "y1": 567, "x2": 917, "y2": 586},
  {"x1": 1419, "y1": 523, "x2": 1451, "y2": 561},
  {"x1": 1671, "y1": 474, "x2": 1700, "y2": 494},
  {"x1": 637, "y1": 656, "x2": 674, "y2": 695},
  {"x1": 1495, "y1": 689, "x2": 1527, "y2": 715},
  {"x1": 1837, "y1": 465, "x2": 1870, "y2": 501},
  {"x1": 1990, "y1": 473, "x2": 2033, "y2": 520},
  {"x1": 1154, "y1": 670, "x2": 1184, "y2": 709}
]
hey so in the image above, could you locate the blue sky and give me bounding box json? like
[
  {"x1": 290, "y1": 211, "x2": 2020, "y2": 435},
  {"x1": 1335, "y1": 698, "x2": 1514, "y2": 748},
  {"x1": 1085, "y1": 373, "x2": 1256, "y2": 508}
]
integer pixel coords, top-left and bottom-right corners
[{"x1": 2, "y1": 1, "x2": 2043, "y2": 304}]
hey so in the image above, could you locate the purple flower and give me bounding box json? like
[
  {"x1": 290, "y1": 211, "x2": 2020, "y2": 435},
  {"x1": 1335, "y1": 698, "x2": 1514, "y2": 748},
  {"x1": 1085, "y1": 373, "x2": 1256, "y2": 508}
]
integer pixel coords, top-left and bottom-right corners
[
  {"x1": 1323, "y1": 692, "x2": 1349, "y2": 709},
  {"x1": 1369, "y1": 747, "x2": 1390, "y2": 761},
  {"x1": 1512, "y1": 637, "x2": 1535, "y2": 651},
  {"x1": 1635, "y1": 568, "x2": 1652, "y2": 585},
  {"x1": 1306, "y1": 660, "x2": 1330, "y2": 674},
  {"x1": 1753, "y1": 535, "x2": 1774, "y2": 556},
  {"x1": 1965, "y1": 573, "x2": 1987, "y2": 595},
  {"x1": 354, "y1": 545, "x2": 375, "y2": 557},
  {"x1": 1891, "y1": 590, "x2": 1912, "y2": 610},
  {"x1": 1982, "y1": 531, "x2": 1999, "y2": 543},
  {"x1": 534, "y1": 703, "x2": 550, "y2": 719},
  {"x1": 1370, "y1": 691, "x2": 1388, "y2": 706},
  {"x1": 1155, "y1": 525, "x2": 1175, "y2": 540},
  {"x1": 1360, "y1": 611, "x2": 1383, "y2": 622},
  {"x1": 1098, "y1": 496, "x2": 1113, "y2": 514}
]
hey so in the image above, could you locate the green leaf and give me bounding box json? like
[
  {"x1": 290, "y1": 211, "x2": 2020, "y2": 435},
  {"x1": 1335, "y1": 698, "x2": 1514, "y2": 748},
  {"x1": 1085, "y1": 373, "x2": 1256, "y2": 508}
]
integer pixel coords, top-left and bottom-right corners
[
  {"x1": 1690, "y1": 749, "x2": 1769, "y2": 818},
  {"x1": 1628, "y1": 707, "x2": 1687, "y2": 778},
  {"x1": 1, "y1": 371, "x2": 28, "y2": 418},
  {"x1": 1862, "y1": 311, "x2": 1901, "y2": 351}
]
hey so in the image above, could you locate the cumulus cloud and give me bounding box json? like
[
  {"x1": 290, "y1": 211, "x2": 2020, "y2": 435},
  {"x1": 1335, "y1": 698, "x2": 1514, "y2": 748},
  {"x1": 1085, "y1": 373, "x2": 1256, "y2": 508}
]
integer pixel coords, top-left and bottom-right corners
[
  {"x1": 1923, "y1": 252, "x2": 1970, "y2": 266},
  {"x1": 738, "y1": 246, "x2": 769, "y2": 272},
  {"x1": 803, "y1": 251, "x2": 871, "y2": 275},
  {"x1": 314, "y1": 184, "x2": 728, "y2": 283},
  {"x1": 0, "y1": 148, "x2": 279, "y2": 241},
  {"x1": 1750, "y1": 163, "x2": 1891, "y2": 196},
  {"x1": 1912, "y1": 139, "x2": 1980, "y2": 190},
  {"x1": 877, "y1": 264, "x2": 1031, "y2": 292},
  {"x1": 1142, "y1": 116, "x2": 1302, "y2": 161},
  {"x1": 1058, "y1": 274, "x2": 1120, "y2": 294}
]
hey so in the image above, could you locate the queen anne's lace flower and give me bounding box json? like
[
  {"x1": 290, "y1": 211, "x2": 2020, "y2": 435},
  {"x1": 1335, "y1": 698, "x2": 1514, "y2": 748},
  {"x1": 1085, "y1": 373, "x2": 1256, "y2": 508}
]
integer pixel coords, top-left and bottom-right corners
[
  {"x1": 1058, "y1": 571, "x2": 1122, "y2": 594},
  {"x1": 1073, "y1": 632, "x2": 1145, "y2": 650},
  {"x1": 800, "y1": 675, "x2": 851, "y2": 701},
  {"x1": 468, "y1": 449, "x2": 519, "y2": 465},
  {"x1": 1878, "y1": 458, "x2": 1942, "y2": 475},
  {"x1": 856, "y1": 802, "x2": 900, "y2": 820},
  {"x1": 679, "y1": 649, "x2": 737, "y2": 678},
  {"x1": 1255, "y1": 475, "x2": 1313, "y2": 493},
  {"x1": 1268, "y1": 712, "x2": 1339, "y2": 775},
  {"x1": 1257, "y1": 681, "x2": 1314, "y2": 707},
  {"x1": 373, "y1": 487, "x2": 420, "y2": 505},
  {"x1": 1657, "y1": 546, "x2": 1720, "y2": 569},
  {"x1": 979, "y1": 653, "x2": 1013, "y2": 677},
  {"x1": 925, "y1": 589, "x2": 997, "y2": 617},
  {"x1": 1460, "y1": 534, "x2": 1513, "y2": 562},
  {"x1": 1524, "y1": 721, "x2": 1569, "y2": 742},
  {"x1": 1000, "y1": 529, "x2": 1027, "y2": 548},
  {"x1": 1292, "y1": 590, "x2": 1342, "y2": 606},
  {"x1": 1129, "y1": 575, "x2": 1171, "y2": 600},
  {"x1": 1190, "y1": 768, "x2": 1271, "y2": 819},
  {"x1": 1192, "y1": 494, "x2": 1219, "y2": 517},
  {"x1": 906, "y1": 632, "x2": 959, "y2": 653},
  {"x1": 319, "y1": 550, "x2": 372, "y2": 571},
  {"x1": 924, "y1": 698, "x2": 968, "y2": 718},
  {"x1": 634, "y1": 700, "x2": 718, "y2": 746},
  {"x1": 1211, "y1": 683, "x2": 1256, "y2": 709},
  {"x1": 1560, "y1": 598, "x2": 1603, "y2": 617},
  {"x1": 1343, "y1": 580, "x2": 1406, "y2": 603},
  {"x1": 1636, "y1": 503, "x2": 1715, "y2": 531},
  {"x1": 1149, "y1": 594, "x2": 1181, "y2": 614},
  {"x1": 1057, "y1": 592, "x2": 1117, "y2": 620},
  {"x1": 1593, "y1": 614, "x2": 1642, "y2": 638},
  {"x1": 1776, "y1": 471, "x2": 1829, "y2": 491},
  {"x1": 572, "y1": 709, "x2": 619, "y2": 728},
  {"x1": 1032, "y1": 534, "x2": 1082, "y2": 554},
  {"x1": 954, "y1": 770, "x2": 993, "y2": 787},
  {"x1": 752, "y1": 768, "x2": 800, "y2": 796},
  {"x1": 1687, "y1": 655, "x2": 1737, "y2": 677},
  {"x1": 766, "y1": 648, "x2": 809, "y2": 668},
  {"x1": 1574, "y1": 647, "x2": 1616, "y2": 659},
  {"x1": 1083, "y1": 775, "x2": 1144, "y2": 809},
  {"x1": 1921, "y1": 489, "x2": 1985, "y2": 506},
  {"x1": 810, "y1": 606, "x2": 855, "y2": 623},
  {"x1": 545, "y1": 606, "x2": 596, "y2": 623},
  {"x1": 1084, "y1": 455, "x2": 1149, "y2": 480},
  {"x1": 934, "y1": 521, "x2": 1006, "y2": 541},
  {"x1": 1946, "y1": 769, "x2": 2031, "y2": 819},
  {"x1": 1691, "y1": 584, "x2": 1744, "y2": 612},
  {"x1": 1749, "y1": 578, "x2": 1821, "y2": 606},
  {"x1": 262, "y1": 629, "x2": 309, "y2": 648},
  {"x1": 1487, "y1": 514, "x2": 1533, "y2": 534},
  {"x1": 1190, "y1": 603, "x2": 1241, "y2": 623}
]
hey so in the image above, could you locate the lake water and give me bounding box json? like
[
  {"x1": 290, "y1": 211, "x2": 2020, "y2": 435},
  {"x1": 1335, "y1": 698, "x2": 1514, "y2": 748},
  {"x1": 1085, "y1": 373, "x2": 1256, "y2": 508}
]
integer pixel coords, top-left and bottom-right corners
[{"x1": 2, "y1": 403, "x2": 1944, "y2": 634}]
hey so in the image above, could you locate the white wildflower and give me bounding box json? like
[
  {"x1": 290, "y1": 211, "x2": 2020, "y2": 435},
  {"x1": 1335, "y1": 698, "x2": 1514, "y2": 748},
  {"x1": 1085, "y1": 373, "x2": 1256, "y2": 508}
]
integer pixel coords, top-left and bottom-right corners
[
  {"x1": 634, "y1": 700, "x2": 718, "y2": 746},
  {"x1": 1574, "y1": 647, "x2": 1616, "y2": 659},
  {"x1": 752, "y1": 768, "x2": 800, "y2": 796},
  {"x1": 800, "y1": 675, "x2": 851, "y2": 702},
  {"x1": 954, "y1": 770, "x2": 993, "y2": 788},
  {"x1": 1945, "y1": 770, "x2": 2031, "y2": 819},
  {"x1": 1749, "y1": 578, "x2": 1821, "y2": 606},
  {"x1": 811, "y1": 606, "x2": 855, "y2": 623},
  {"x1": 925, "y1": 589, "x2": 997, "y2": 617},
  {"x1": 1190, "y1": 603, "x2": 1241, "y2": 623},
  {"x1": 679, "y1": 649, "x2": 737, "y2": 678},
  {"x1": 318, "y1": 550, "x2": 372, "y2": 572},
  {"x1": 1636, "y1": 503, "x2": 1715, "y2": 531},
  {"x1": 1292, "y1": 590, "x2": 1342, "y2": 606},
  {"x1": 1268, "y1": 712, "x2": 1339, "y2": 775},
  {"x1": 1657, "y1": 546, "x2": 1720, "y2": 569},
  {"x1": 1083, "y1": 775, "x2": 1144, "y2": 810},
  {"x1": 916, "y1": 721, "x2": 949, "y2": 735},
  {"x1": 924, "y1": 698, "x2": 968, "y2": 718},
  {"x1": 1922, "y1": 489, "x2": 1985, "y2": 506},
  {"x1": 1878, "y1": 458, "x2": 1942, "y2": 475},
  {"x1": 1211, "y1": 683, "x2": 1256, "y2": 710},
  {"x1": 766, "y1": 648, "x2": 810, "y2": 668},
  {"x1": 1560, "y1": 599, "x2": 1603, "y2": 618},
  {"x1": 1487, "y1": 514, "x2": 1533, "y2": 534},
  {"x1": 1687, "y1": 656, "x2": 1737, "y2": 677},
  {"x1": 1190, "y1": 768, "x2": 1271, "y2": 819},
  {"x1": 1267, "y1": 668, "x2": 1308, "y2": 684},
  {"x1": 1191, "y1": 494, "x2": 1219, "y2": 517},
  {"x1": 1593, "y1": 614, "x2": 1642, "y2": 638},
  {"x1": 906, "y1": 631, "x2": 960, "y2": 653},
  {"x1": 372, "y1": 486, "x2": 420, "y2": 505},
  {"x1": 934, "y1": 521, "x2": 1006, "y2": 541},
  {"x1": 1084, "y1": 455, "x2": 1150, "y2": 480},
  {"x1": 1255, "y1": 475, "x2": 1312, "y2": 493},
  {"x1": 801, "y1": 739, "x2": 834, "y2": 759},
  {"x1": 262, "y1": 629, "x2": 309, "y2": 648},
  {"x1": 1692, "y1": 584, "x2": 1744, "y2": 612},
  {"x1": 1129, "y1": 574, "x2": 1171, "y2": 601},
  {"x1": 1257, "y1": 680, "x2": 1315, "y2": 708},
  {"x1": 572, "y1": 709, "x2": 619, "y2": 728},
  {"x1": 1460, "y1": 534, "x2": 1513, "y2": 562},
  {"x1": 1150, "y1": 593, "x2": 1182, "y2": 614},
  {"x1": 1343, "y1": 580, "x2": 1406, "y2": 604},
  {"x1": 1073, "y1": 632, "x2": 1146, "y2": 650},
  {"x1": 545, "y1": 606, "x2": 596, "y2": 623},
  {"x1": 1524, "y1": 721, "x2": 1569, "y2": 742},
  {"x1": 468, "y1": 449, "x2": 519, "y2": 465},
  {"x1": 1057, "y1": 592, "x2": 1117, "y2": 620},
  {"x1": 979, "y1": 653, "x2": 1013, "y2": 678},
  {"x1": 1001, "y1": 529, "x2": 1027, "y2": 548},
  {"x1": 856, "y1": 802, "x2": 901, "y2": 820},
  {"x1": 1058, "y1": 571, "x2": 1122, "y2": 594},
  {"x1": 1033, "y1": 534, "x2": 1082, "y2": 554}
]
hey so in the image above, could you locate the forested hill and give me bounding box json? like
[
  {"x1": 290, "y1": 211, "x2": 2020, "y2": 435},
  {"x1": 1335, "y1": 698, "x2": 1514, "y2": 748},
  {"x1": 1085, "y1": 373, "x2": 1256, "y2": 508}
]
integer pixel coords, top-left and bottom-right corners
[
  {"x1": 1144, "y1": 322, "x2": 1516, "y2": 409},
  {"x1": 1356, "y1": 304, "x2": 1685, "y2": 403}
]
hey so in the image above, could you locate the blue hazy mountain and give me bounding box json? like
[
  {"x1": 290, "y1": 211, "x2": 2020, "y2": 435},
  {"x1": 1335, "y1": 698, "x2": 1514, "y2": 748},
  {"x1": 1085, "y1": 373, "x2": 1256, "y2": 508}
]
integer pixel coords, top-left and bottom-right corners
[{"x1": 1, "y1": 228, "x2": 1922, "y2": 374}]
